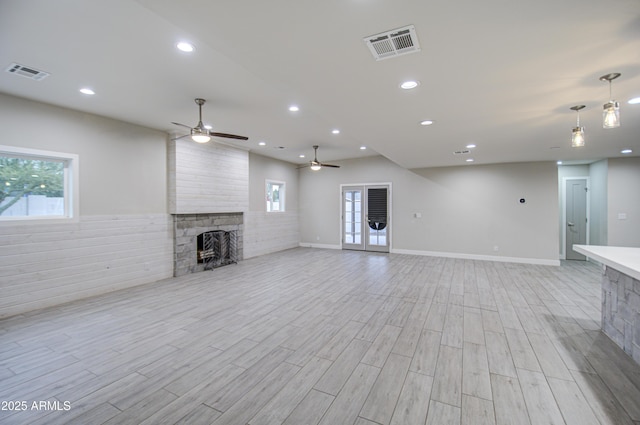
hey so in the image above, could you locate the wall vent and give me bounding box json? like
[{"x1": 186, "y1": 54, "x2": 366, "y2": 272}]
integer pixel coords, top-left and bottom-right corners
[
  {"x1": 5, "y1": 63, "x2": 50, "y2": 81},
  {"x1": 364, "y1": 25, "x2": 421, "y2": 61}
]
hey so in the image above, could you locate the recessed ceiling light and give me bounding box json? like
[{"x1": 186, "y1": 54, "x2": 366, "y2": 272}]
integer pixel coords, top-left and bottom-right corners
[
  {"x1": 466, "y1": 144, "x2": 476, "y2": 149},
  {"x1": 360, "y1": 146, "x2": 367, "y2": 150},
  {"x1": 288, "y1": 105, "x2": 299, "y2": 112},
  {"x1": 621, "y1": 149, "x2": 633, "y2": 154},
  {"x1": 420, "y1": 120, "x2": 434, "y2": 126},
  {"x1": 79, "y1": 88, "x2": 95, "y2": 95},
  {"x1": 466, "y1": 158, "x2": 474, "y2": 162},
  {"x1": 400, "y1": 80, "x2": 420, "y2": 90},
  {"x1": 557, "y1": 161, "x2": 563, "y2": 165},
  {"x1": 176, "y1": 42, "x2": 194, "y2": 52},
  {"x1": 628, "y1": 97, "x2": 640, "y2": 104},
  {"x1": 258, "y1": 141, "x2": 266, "y2": 146},
  {"x1": 299, "y1": 154, "x2": 305, "y2": 158},
  {"x1": 332, "y1": 129, "x2": 340, "y2": 134}
]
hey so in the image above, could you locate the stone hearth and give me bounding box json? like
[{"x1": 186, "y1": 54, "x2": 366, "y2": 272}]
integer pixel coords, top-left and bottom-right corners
[{"x1": 173, "y1": 213, "x2": 243, "y2": 276}]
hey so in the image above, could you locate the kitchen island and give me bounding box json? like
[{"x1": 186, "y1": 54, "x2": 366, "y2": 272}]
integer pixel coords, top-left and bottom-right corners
[{"x1": 573, "y1": 245, "x2": 640, "y2": 366}]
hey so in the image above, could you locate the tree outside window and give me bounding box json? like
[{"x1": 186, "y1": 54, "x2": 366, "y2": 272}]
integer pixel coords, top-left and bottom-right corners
[
  {"x1": 266, "y1": 180, "x2": 285, "y2": 212},
  {"x1": 0, "y1": 146, "x2": 78, "y2": 220}
]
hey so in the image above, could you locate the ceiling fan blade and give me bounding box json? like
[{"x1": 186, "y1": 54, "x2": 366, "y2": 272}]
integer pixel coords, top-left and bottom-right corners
[
  {"x1": 171, "y1": 121, "x2": 192, "y2": 129},
  {"x1": 321, "y1": 163, "x2": 341, "y2": 168},
  {"x1": 171, "y1": 133, "x2": 190, "y2": 141},
  {"x1": 209, "y1": 132, "x2": 249, "y2": 140}
]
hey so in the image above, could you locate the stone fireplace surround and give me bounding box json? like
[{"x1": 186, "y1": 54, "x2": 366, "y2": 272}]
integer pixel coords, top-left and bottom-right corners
[{"x1": 173, "y1": 212, "x2": 243, "y2": 277}]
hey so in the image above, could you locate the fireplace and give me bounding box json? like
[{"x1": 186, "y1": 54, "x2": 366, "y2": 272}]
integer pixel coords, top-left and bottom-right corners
[
  {"x1": 172, "y1": 212, "x2": 243, "y2": 276},
  {"x1": 197, "y1": 230, "x2": 238, "y2": 269}
]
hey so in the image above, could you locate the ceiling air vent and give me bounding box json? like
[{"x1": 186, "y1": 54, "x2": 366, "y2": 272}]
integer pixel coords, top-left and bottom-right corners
[
  {"x1": 453, "y1": 150, "x2": 471, "y2": 155},
  {"x1": 364, "y1": 25, "x2": 421, "y2": 61},
  {"x1": 5, "y1": 63, "x2": 50, "y2": 81}
]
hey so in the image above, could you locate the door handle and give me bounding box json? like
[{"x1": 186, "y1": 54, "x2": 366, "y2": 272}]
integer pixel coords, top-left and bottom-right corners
[{"x1": 567, "y1": 222, "x2": 575, "y2": 227}]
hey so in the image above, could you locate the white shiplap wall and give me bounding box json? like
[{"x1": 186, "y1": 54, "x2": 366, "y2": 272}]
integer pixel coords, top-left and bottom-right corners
[
  {"x1": 0, "y1": 214, "x2": 173, "y2": 318},
  {"x1": 243, "y1": 211, "x2": 299, "y2": 259},
  {"x1": 169, "y1": 139, "x2": 249, "y2": 214}
]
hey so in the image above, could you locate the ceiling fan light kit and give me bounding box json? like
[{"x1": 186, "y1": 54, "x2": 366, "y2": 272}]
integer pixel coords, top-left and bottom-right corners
[
  {"x1": 190, "y1": 129, "x2": 211, "y2": 143},
  {"x1": 600, "y1": 73, "x2": 621, "y2": 129}
]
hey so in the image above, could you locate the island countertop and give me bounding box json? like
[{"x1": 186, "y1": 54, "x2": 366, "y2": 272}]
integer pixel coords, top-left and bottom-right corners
[{"x1": 573, "y1": 245, "x2": 640, "y2": 281}]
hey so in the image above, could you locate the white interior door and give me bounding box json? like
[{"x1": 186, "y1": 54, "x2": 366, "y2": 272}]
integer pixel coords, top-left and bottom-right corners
[
  {"x1": 342, "y1": 185, "x2": 389, "y2": 252},
  {"x1": 565, "y1": 178, "x2": 588, "y2": 260}
]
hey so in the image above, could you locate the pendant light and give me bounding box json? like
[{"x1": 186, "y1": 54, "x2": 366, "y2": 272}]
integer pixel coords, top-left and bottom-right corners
[
  {"x1": 600, "y1": 73, "x2": 621, "y2": 129},
  {"x1": 570, "y1": 105, "x2": 585, "y2": 148}
]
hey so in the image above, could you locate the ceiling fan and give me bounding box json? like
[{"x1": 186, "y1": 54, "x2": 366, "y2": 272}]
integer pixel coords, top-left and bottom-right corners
[
  {"x1": 172, "y1": 98, "x2": 248, "y2": 143},
  {"x1": 301, "y1": 145, "x2": 341, "y2": 170}
]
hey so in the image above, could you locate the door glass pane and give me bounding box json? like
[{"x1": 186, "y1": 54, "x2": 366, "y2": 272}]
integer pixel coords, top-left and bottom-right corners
[
  {"x1": 344, "y1": 190, "x2": 361, "y2": 245},
  {"x1": 369, "y1": 226, "x2": 386, "y2": 246},
  {"x1": 367, "y1": 188, "x2": 387, "y2": 247}
]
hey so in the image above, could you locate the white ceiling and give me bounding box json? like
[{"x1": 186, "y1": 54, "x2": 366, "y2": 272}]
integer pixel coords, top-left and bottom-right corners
[{"x1": 1, "y1": 0, "x2": 639, "y2": 169}]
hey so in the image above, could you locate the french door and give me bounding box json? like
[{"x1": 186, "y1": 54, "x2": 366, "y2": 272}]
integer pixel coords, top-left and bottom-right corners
[{"x1": 342, "y1": 185, "x2": 389, "y2": 252}]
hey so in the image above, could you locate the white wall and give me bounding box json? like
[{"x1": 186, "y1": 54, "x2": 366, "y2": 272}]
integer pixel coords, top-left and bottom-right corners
[
  {"x1": 299, "y1": 156, "x2": 559, "y2": 264},
  {"x1": 608, "y1": 157, "x2": 640, "y2": 247},
  {"x1": 168, "y1": 138, "x2": 249, "y2": 214},
  {"x1": 0, "y1": 94, "x2": 168, "y2": 215},
  {"x1": 588, "y1": 160, "x2": 608, "y2": 246},
  {"x1": 244, "y1": 152, "x2": 299, "y2": 258},
  {"x1": 0, "y1": 94, "x2": 172, "y2": 318},
  {"x1": 0, "y1": 214, "x2": 172, "y2": 318}
]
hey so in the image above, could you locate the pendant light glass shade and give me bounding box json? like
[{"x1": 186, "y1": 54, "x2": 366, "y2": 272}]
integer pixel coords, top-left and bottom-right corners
[
  {"x1": 600, "y1": 73, "x2": 621, "y2": 129},
  {"x1": 571, "y1": 126, "x2": 585, "y2": 147},
  {"x1": 570, "y1": 105, "x2": 586, "y2": 148},
  {"x1": 602, "y1": 101, "x2": 620, "y2": 128}
]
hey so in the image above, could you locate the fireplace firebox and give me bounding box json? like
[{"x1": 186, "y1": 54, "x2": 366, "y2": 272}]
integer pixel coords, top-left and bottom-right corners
[
  {"x1": 197, "y1": 230, "x2": 238, "y2": 269},
  {"x1": 172, "y1": 212, "x2": 243, "y2": 276}
]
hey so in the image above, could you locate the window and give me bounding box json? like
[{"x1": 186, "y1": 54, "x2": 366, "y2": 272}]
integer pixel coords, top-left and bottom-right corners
[
  {"x1": 0, "y1": 145, "x2": 78, "y2": 222},
  {"x1": 266, "y1": 180, "x2": 285, "y2": 212}
]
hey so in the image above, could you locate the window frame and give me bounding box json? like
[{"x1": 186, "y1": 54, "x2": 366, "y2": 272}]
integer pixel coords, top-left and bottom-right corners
[
  {"x1": 265, "y1": 179, "x2": 285, "y2": 213},
  {"x1": 0, "y1": 145, "x2": 79, "y2": 224}
]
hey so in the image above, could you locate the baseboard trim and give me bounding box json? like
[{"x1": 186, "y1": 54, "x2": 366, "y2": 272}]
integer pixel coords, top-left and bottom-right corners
[
  {"x1": 297, "y1": 244, "x2": 560, "y2": 266},
  {"x1": 299, "y1": 242, "x2": 341, "y2": 250},
  {"x1": 390, "y1": 248, "x2": 561, "y2": 266}
]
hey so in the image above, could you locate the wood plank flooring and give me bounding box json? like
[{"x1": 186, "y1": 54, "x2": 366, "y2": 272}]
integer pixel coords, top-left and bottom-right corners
[{"x1": 1, "y1": 247, "x2": 640, "y2": 425}]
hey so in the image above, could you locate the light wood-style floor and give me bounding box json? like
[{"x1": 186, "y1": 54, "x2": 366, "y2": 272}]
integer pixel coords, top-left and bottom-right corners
[{"x1": 1, "y1": 248, "x2": 640, "y2": 425}]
